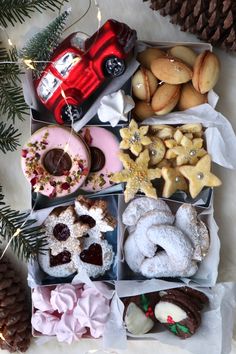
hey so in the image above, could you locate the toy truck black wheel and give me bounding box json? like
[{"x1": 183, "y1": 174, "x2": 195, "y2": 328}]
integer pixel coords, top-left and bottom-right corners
[
  {"x1": 61, "y1": 104, "x2": 82, "y2": 123},
  {"x1": 103, "y1": 56, "x2": 126, "y2": 77}
]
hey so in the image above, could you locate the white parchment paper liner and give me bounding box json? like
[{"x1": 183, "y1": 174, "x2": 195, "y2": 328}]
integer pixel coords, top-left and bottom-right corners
[
  {"x1": 143, "y1": 104, "x2": 236, "y2": 170},
  {"x1": 117, "y1": 195, "x2": 220, "y2": 287},
  {"x1": 109, "y1": 280, "x2": 236, "y2": 354}
]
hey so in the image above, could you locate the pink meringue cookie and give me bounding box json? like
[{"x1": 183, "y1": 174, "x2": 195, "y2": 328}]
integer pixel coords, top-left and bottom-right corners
[
  {"x1": 31, "y1": 310, "x2": 59, "y2": 335},
  {"x1": 50, "y1": 284, "x2": 77, "y2": 313},
  {"x1": 32, "y1": 286, "x2": 53, "y2": 312},
  {"x1": 56, "y1": 312, "x2": 87, "y2": 344},
  {"x1": 74, "y1": 286, "x2": 110, "y2": 338}
]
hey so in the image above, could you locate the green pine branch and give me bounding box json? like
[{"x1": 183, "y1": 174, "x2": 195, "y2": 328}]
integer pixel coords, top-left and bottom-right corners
[
  {"x1": 0, "y1": 186, "x2": 47, "y2": 261},
  {"x1": 0, "y1": 122, "x2": 20, "y2": 153},
  {"x1": 0, "y1": 46, "x2": 28, "y2": 123},
  {"x1": 19, "y1": 9, "x2": 70, "y2": 75},
  {"x1": 0, "y1": 0, "x2": 68, "y2": 27}
]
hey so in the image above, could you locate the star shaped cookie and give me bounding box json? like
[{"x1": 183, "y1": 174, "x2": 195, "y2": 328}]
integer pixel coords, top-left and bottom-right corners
[
  {"x1": 166, "y1": 136, "x2": 207, "y2": 165},
  {"x1": 110, "y1": 149, "x2": 161, "y2": 202},
  {"x1": 44, "y1": 206, "x2": 90, "y2": 256},
  {"x1": 119, "y1": 119, "x2": 152, "y2": 156},
  {"x1": 161, "y1": 167, "x2": 188, "y2": 198},
  {"x1": 178, "y1": 154, "x2": 222, "y2": 198}
]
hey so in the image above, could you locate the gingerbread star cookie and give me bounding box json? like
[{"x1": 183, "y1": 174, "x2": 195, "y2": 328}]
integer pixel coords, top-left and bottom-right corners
[
  {"x1": 75, "y1": 196, "x2": 117, "y2": 238},
  {"x1": 44, "y1": 206, "x2": 90, "y2": 256},
  {"x1": 179, "y1": 154, "x2": 222, "y2": 198},
  {"x1": 166, "y1": 136, "x2": 207, "y2": 165},
  {"x1": 119, "y1": 119, "x2": 152, "y2": 156},
  {"x1": 110, "y1": 149, "x2": 161, "y2": 202},
  {"x1": 162, "y1": 167, "x2": 188, "y2": 198}
]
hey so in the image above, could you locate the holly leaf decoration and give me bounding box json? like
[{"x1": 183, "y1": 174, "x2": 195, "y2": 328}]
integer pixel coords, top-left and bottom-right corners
[
  {"x1": 140, "y1": 294, "x2": 150, "y2": 312},
  {"x1": 176, "y1": 323, "x2": 190, "y2": 334},
  {"x1": 168, "y1": 323, "x2": 178, "y2": 335}
]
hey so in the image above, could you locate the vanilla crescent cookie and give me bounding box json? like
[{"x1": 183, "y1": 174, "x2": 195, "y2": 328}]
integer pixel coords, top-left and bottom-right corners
[
  {"x1": 133, "y1": 210, "x2": 175, "y2": 258},
  {"x1": 175, "y1": 204, "x2": 210, "y2": 261},
  {"x1": 124, "y1": 232, "x2": 145, "y2": 273},
  {"x1": 75, "y1": 196, "x2": 116, "y2": 239},
  {"x1": 144, "y1": 225, "x2": 194, "y2": 274},
  {"x1": 122, "y1": 197, "x2": 172, "y2": 227}
]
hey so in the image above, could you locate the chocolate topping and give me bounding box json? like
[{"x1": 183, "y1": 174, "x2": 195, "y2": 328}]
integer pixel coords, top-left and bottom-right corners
[
  {"x1": 43, "y1": 148, "x2": 72, "y2": 176},
  {"x1": 77, "y1": 215, "x2": 96, "y2": 228},
  {"x1": 90, "y1": 147, "x2": 105, "y2": 172},
  {"x1": 53, "y1": 223, "x2": 70, "y2": 241},
  {"x1": 80, "y1": 243, "x2": 103, "y2": 266},
  {"x1": 49, "y1": 250, "x2": 71, "y2": 267}
]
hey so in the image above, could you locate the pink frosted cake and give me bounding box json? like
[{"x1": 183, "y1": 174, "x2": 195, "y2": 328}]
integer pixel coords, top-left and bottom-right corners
[
  {"x1": 21, "y1": 125, "x2": 90, "y2": 198},
  {"x1": 80, "y1": 126, "x2": 122, "y2": 192}
]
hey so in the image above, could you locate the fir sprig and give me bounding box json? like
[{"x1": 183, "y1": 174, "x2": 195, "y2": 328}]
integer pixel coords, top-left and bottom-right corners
[
  {"x1": 0, "y1": 0, "x2": 68, "y2": 27},
  {"x1": 19, "y1": 9, "x2": 70, "y2": 75},
  {"x1": 0, "y1": 46, "x2": 28, "y2": 123},
  {"x1": 0, "y1": 122, "x2": 20, "y2": 153},
  {"x1": 0, "y1": 186, "x2": 47, "y2": 261}
]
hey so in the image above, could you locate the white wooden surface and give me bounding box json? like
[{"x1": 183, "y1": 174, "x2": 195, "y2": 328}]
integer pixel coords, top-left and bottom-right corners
[{"x1": 1, "y1": 1, "x2": 236, "y2": 353}]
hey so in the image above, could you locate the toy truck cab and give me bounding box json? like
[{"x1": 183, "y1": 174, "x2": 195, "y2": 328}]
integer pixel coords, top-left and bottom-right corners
[{"x1": 35, "y1": 19, "x2": 137, "y2": 124}]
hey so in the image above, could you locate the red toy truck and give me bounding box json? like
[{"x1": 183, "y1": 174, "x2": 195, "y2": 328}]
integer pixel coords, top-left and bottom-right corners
[{"x1": 35, "y1": 19, "x2": 137, "y2": 124}]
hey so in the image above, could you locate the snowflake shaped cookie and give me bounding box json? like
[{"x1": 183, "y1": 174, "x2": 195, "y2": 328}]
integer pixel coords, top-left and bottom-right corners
[
  {"x1": 75, "y1": 196, "x2": 117, "y2": 239},
  {"x1": 119, "y1": 119, "x2": 152, "y2": 156},
  {"x1": 111, "y1": 149, "x2": 161, "y2": 202},
  {"x1": 44, "y1": 206, "x2": 90, "y2": 256}
]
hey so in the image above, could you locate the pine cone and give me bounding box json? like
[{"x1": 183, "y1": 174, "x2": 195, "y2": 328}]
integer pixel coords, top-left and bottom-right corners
[
  {"x1": 0, "y1": 255, "x2": 31, "y2": 352},
  {"x1": 145, "y1": 0, "x2": 236, "y2": 51}
]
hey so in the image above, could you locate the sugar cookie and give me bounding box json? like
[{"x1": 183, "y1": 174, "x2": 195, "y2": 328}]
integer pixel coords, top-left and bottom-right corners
[
  {"x1": 162, "y1": 167, "x2": 188, "y2": 198},
  {"x1": 179, "y1": 154, "x2": 222, "y2": 198}
]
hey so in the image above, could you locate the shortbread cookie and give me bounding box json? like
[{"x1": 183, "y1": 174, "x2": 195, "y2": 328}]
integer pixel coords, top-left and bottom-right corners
[
  {"x1": 133, "y1": 210, "x2": 175, "y2": 258},
  {"x1": 161, "y1": 167, "x2": 188, "y2": 198},
  {"x1": 73, "y1": 237, "x2": 114, "y2": 278},
  {"x1": 122, "y1": 197, "x2": 172, "y2": 227},
  {"x1": 166, "y1": 136, "x2": 207, "y2": 166},
  {"x1": 179, "y1": 123, "x2": 203, "y2": 134},
  {"x1": 147, "y1": 136, "x2": 166, "y2": 166},
  {"x1": 44, "y1": 206, "x2": 89, "y2": 256},
  {"x1": 111, "y1": 150, "x2": 161, "y2": 202},
  {"x1": 175, "y1": 204, "x2": 210, "y2": 261},
  {"x1": 75, "y1": 196, "x2": 116, "y2": 239},
  {"x1": 179, "y1": 154, "x2": 222, "y2": 198},
  {"x1": 119, "y1": 119, "x2": 152, "y2": 156}
]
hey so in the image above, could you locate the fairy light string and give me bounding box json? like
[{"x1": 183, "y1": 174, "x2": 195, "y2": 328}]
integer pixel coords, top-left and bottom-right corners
[{"x1": 0, "y1": 0, "x2": 102, "y2": 260}]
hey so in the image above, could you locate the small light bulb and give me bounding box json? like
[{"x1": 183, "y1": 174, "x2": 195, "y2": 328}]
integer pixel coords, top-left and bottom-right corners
[
  {"x1": 24, "y1": 59, "x2": 35, "y2": 70},
  {"x1": 13, "y1": 228, "x2": 21, "y2": 237},
  {"x1": 8, "y1": 38, "x2": 13, "y2": 46},
  {"x1": 61, "y1": 89, "x2": 66, "y2": 99}
]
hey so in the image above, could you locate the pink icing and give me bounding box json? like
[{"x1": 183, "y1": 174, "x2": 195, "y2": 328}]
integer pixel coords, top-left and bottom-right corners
[
  {"x1": 74, "y1": 286, "x2": 110, "y2": 338},
  {"x1": 32, "y1": 286, "x2": 53, "y2": 312},
  {"x1": 56, "y1": 312, "x2": 87, "y2": 344},
  {"x1": 21, "y1": 126, "x2": 90, "y2": 198},
  {"x1": 80, "y1": 127, "x2": 122, "y2": 192},
  {"x1": 31, "y1": 310, "x2": 59, "y2": 335},
  {"x1": 50, "y1": 284, "x2": 78, "y2": 313}
]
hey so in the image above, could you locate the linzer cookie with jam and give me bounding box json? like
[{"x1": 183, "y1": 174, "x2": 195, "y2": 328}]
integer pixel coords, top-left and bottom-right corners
[{"x1": 38, "y1": 196, "x2": 116, "y2": 279}]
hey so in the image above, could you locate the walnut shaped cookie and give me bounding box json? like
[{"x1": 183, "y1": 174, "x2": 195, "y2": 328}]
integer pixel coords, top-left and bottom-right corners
[{"x1": 74, "y1": 196, "x2": 117, "y2": 239}]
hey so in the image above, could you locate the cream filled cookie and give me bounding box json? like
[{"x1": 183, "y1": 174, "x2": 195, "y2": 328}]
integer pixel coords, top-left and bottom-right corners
[
  {"x1": 21, "y1": 125, "x2": 90, "y2": 198},
  {"x1": 73, "y1": 237, "x2": 114, "y2": 278},
  {"x1": 80, "y1": 127, "x2": 122, "y2": 192}
]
